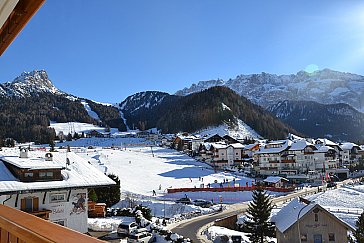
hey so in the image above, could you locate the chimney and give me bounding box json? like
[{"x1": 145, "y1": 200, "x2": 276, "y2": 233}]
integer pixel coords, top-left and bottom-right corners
[
  {"x1": 45, "y1": 153, "x2": 53, "y2": 161},
  {"x1": 19, "y1": 148, "x2": 28, "y2": 158}
]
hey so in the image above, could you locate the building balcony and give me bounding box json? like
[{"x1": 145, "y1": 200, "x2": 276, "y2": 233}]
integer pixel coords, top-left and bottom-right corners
[
  {"x1": 281, "y1": 159, "x2": 296, "y2": 163},
  {"x1": 28, "y1": 209, "x2": 52, "y2": 220}
]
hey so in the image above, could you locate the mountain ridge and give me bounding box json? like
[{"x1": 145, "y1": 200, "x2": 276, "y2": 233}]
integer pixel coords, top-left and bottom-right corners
[
  {"x1": 268, "y1": 100, "x2": 364, "y2": 141},
  {"x1": 175, "y1": 69, "x2": 364, "y2": 112}
]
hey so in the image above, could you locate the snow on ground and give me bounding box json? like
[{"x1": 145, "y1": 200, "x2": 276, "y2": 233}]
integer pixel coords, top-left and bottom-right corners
[
  {"x1": 50, "y1": 121, "x2": 118, "y2": 135},
  {"x1": 56, "y1": 137, "x2": 151, "y2": 148},
  {"x1": 305, "y1": 184, "x2": 364, "y2": 228},
  {"x1": 195, "y1": 118, "x2": 261, "y2": 140},
  {"x1": 207, "y1": 226, "x2": 250, "y2": 242},
  {"x1": 76, "y1": 146, "x2": 262, "y2": 202},
  {"x1": 81, "y1": 100, "x2": 100, "y2": 120},
  {"x1": 88, "y1": 216, "x2": 135, "y2": 231},
  {"x1": 206, "y1": 226, "x2": 277, "y2": 243}
]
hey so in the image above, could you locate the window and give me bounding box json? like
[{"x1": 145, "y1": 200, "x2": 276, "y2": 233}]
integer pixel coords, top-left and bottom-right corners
[
  {"x1": 300, "y1": 234, "x2": 307, "y2": 242},
  {"x1": 21, "y1": 197, "x2": 39, "y2": 212},
  {"x1": 50, "y1": 193, "x2": 66, "y2": 203},
  {"x1": 39, "y1": 171, "x2": 54, "y2": 178},
  {"x1": 328, "y1": 233, "x2": 335, "y2": 241},
  {"x1": 24, "y1": 172, "x2": 33, "y2": 177},
  {"x1": 53, "y1": 219, "x2": 66, "y2": 226},
  {"x1": 315, "y1": 213, "x2": 318, "y2": 222}
]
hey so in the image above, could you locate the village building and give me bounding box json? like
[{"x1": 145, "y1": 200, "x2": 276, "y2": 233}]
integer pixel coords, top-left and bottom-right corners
[
  {"x1": 0, "y1": 148, "x2": 115, "y2": 233},
  {"x1": 313, "y1": 145, "x2": 340, "y2": 175},
  {"x1": 87, "y1": 130, "x2": 111, "y2": 138},
  {"x1": 271, "y1": 197, "x2": 354, "y2": 243},
  {"x1": 254, "y1": 140, "x2": 292, "y2": 176},
  {"x1": 203, "y1": 134, "x2": 224, "y2": 143},
  {"x1": 339, "y1": 142, "x2": 362, "y2": 168},
  {"x1": 263, "y1": 176, "x2": 289, "y2": 188},
  {"x1": 222, "y1": 135, "x2": 240, "y2": 144}
]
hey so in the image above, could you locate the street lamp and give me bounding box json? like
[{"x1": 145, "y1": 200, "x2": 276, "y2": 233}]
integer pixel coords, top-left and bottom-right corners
[{"x1": 297, "y1": 198, "x2": 310, "y2": 243}]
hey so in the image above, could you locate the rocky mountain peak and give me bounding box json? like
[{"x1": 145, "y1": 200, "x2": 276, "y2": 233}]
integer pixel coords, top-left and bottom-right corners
[{"x1": 1, "y1": 70, "x2": 61, "y2": 98}]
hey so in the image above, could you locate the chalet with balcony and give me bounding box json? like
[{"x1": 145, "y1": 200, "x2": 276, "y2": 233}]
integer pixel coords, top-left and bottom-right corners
[
  {"x1": 254, "y1": 140, "x2": 292, "y2": 176},
  {"x1": 285, "y1": 140, "x2": 317, "y2": 175},
  {"x1": 314, "y1": 145, "x2": 340, "y2": 175},
  {"x1": 339, "y1": 142, "x2": 362, "y2": 168},
  {"x1": 0, "y1": 148, "x2": 115, "y2": 233},
  {"x1": 315, "y1": 138, "x2": 342, "y2": 164}
]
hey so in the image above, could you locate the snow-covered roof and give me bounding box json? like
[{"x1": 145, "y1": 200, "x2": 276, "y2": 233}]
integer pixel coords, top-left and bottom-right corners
[
  {"x1": 255, "y1": 140, "x2": 292, "y2": 154},
  {"x1": 271, "y1": 198, "x2": 316, "y2": 232},
  {"x1": 228, "y1": 143, "x2": 245, "y2": 149},
  {"x1": 316, "y1": 138, "x2": 338, "y2": 147},
  {"x1": 210, "y1": 143, "x2": 227, "y2": 149},
  {"x1": 288, "y1": 140, "x2": 315, "y2": 151},
  {"x1": 340, "y1": 142, "x2": 360, "y2": 151},
  {"x1": 0, "y1": 149, "x2": 115, "y2": 194},
  {"x1": 315, "y1": 145, "x2": 335, "y2": 153},
  {"x1": 264, "y1": 176, "x2": 288, "y2": 184},
  {"x1": 1, "y1": 155, "x2": 64, "y2": 170}
]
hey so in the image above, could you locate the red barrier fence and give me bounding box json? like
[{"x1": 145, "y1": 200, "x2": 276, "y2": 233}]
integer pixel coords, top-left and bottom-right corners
[{"x1": 167, "y1": 186, "x2": 294, "y2": 194}]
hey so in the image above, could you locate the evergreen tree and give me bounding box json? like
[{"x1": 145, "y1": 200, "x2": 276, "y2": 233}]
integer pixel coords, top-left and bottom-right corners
[
  {"x1": 94, "y1": 174, "x2": 121, "y2": 207},
  {"x1": 88, "y1": 188, "x2": 98, "y2": 202},
  {"x1": 242, "y1": 187, "x2": 275, "y2": 242},
  {"x1": 66, "y1": 133, "x2": 73, "y2": 141},
  {"x1": 352, "y1": 211, "x2": 364, "y2": 243}
]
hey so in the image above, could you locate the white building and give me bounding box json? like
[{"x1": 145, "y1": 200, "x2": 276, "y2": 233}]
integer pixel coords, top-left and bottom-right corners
[{"x1": 0, "y1": 148, "x2": 115, "y2": 233}]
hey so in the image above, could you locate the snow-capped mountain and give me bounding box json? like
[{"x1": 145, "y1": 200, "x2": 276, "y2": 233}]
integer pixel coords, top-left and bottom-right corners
[
  {"x1": 268, "y1": 100, "x2": 364, "y2": 141},
  {"x1": 0, "y1": 70, "x2": 64, "y2": 97},
  {"x1": 195, "y1": 118, "x2": 262, "y2": 140},
  {"x1": 119, "y1": 91, "x2": 170, "y2": 114},
  {"x1": 119, "y1": 86, "x2": 298, "y2": 140},
  {"x1": 176, "y1": 69, "x2": 364, "y2": 112},
  {"x1": 0, "y1": 70, "x2": 126, "y2": 143}
]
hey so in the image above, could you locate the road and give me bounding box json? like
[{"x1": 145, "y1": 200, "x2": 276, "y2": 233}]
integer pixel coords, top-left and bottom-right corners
[{"x1": 171, "y1": 186, "x2": 323, "y2": 242}]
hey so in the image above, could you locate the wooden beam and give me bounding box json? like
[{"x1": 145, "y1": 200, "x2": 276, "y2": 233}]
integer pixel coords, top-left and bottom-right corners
[
  {"x1": 0, "y1": 204, "x2": 104, "y2": 242},
  {"x1": 0, "y1": 0, "x2": 45, "y2": 56}
]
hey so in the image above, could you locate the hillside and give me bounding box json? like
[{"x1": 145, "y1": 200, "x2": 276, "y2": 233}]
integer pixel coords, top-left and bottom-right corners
[
  {"x1": 120, "y1": 87, "x2": 299, "y2": 139},
  {"x1": 0, "y1": 71, "x2": 126, "y2": 144},
  {"x1": 175, "y1": 69, "x2": 364, "y2": 112},
  {"x1": 268, "y1": 100, "x2": 364, "y2": 141}
]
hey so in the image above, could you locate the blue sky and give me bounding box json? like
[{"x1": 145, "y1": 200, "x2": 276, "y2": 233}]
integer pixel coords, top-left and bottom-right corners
[{"x1": 1, "y1": 0, "x2": 364, "y2": 102}]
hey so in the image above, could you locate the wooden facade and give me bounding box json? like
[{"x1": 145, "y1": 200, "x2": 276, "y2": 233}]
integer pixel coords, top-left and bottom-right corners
[
  {"x1": 276, "y1": 205, "x2": 352, "y2": 243},
  {"x1": 3, "y1": 162, "x2": 62, "y2": 182},
  {"x1": 0, "y1": 0, "x2": 45, "y2": 56}
]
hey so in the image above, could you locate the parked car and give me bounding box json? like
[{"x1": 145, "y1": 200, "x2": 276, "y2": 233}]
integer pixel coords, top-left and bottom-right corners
[
  {"x1": 193, "y1": 199, "x2": 212, "y2": 208},
  {"x1": 127, "y1": 229, "x2": 153, "y2": 243},
  {"x1": 175, "y1": 197, "x2": 192, "y2": 204},
  {"x1": 117, "y1": 222, "x2": 138, "y2": 236}
]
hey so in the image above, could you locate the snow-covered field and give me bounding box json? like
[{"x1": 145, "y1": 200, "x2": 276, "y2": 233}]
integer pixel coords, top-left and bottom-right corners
[
  {"x1": 305, "y1": 184, "x2": 364, "y2": 228},
  {"x1": 76, "y1": 146, "x2": 272, "y2": 203},
  {"x1": 50, "y1": 121, "x2": 118, "y2": 135}
]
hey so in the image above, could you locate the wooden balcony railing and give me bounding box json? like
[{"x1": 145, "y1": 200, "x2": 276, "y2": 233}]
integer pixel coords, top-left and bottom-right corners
[{"x1": 0, "y1": 204, "x2": 103, "y2": 243}]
